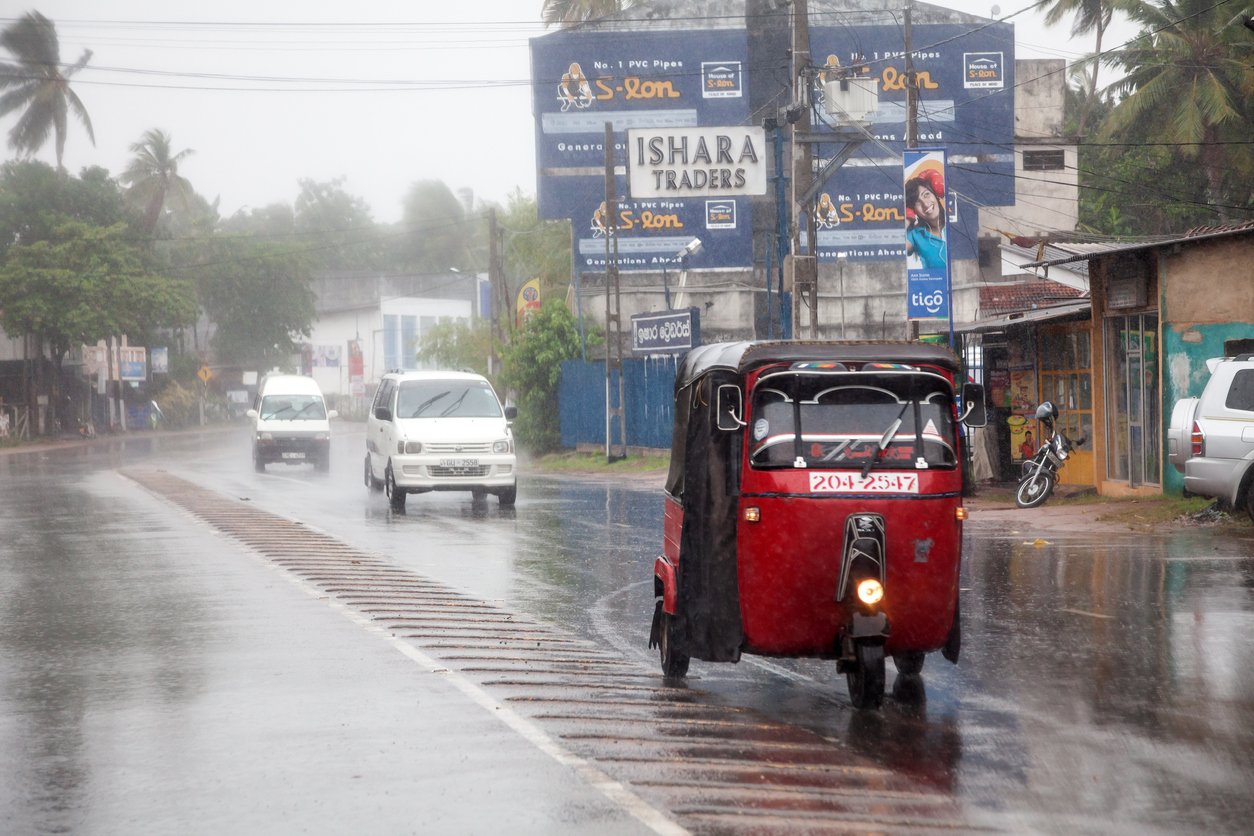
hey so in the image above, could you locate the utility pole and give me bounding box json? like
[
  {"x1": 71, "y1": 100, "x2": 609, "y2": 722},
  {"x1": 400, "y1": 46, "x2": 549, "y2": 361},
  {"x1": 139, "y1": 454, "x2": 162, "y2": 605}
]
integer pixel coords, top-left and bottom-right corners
[
  {"x1": 603, "y1": 123, "x2": 626, "y2": 462},
  {"x1": 487, "y1": 208, "x2": 504, "y2": 376},
  {"x1": 789, "y1": 0, "x2": 817, "y2": 340},
  {"x1": 904, "y1": 0, "x2": 920, "y2": 341}
]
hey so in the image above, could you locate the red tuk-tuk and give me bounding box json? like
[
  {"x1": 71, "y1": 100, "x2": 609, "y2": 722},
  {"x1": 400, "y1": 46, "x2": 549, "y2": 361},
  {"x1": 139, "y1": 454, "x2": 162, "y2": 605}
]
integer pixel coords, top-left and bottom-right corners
[{"x1": 649, "y1": 341, "x2": 986, "y2": 708}]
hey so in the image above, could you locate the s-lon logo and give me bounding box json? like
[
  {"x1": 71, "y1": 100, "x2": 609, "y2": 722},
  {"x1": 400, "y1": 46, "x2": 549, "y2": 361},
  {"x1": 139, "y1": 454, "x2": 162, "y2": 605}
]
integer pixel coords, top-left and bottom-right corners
[
  {"x1": 815, "y1": 193, "x2": 840, "y2": 229},
  {"x1": 702, "y1": 61, "x2": 743, "y2": 98},
  {"x1": 963, "y1": 53, "x2": 1004, "y2": 89},
  {"x1": 705, "y1": 199, "x2": 736, "y2": 229},
  {"x1": 558, "y1": 62, "x2": 595, "y2": 111}
]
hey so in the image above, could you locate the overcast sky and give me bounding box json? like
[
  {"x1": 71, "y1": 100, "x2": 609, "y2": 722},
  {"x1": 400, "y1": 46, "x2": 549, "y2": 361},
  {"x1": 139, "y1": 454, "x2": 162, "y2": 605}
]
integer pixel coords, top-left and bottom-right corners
[{"x1": 3, "y1": 2, "x2": 1134, "y2": 223}]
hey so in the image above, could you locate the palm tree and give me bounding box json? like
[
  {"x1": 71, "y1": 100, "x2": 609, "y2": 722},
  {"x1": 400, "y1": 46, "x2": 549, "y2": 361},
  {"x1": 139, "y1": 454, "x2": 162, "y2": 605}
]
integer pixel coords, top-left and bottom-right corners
[
  {"x1": 542, "y1": 0, "x2": 636, "y2": 28},
  {"x1": 1102, "y1": 0, "x2": 1253, "y2": 220},
  {"x1": 0, "y1": 12, "x2": 95, "y2": 169},
  {"x1": 120, "y1": 129, "x2": 196, "y2": 232},
  {"x1": 1042, "y1": 0, "x2": 1121, "y2": 135}
]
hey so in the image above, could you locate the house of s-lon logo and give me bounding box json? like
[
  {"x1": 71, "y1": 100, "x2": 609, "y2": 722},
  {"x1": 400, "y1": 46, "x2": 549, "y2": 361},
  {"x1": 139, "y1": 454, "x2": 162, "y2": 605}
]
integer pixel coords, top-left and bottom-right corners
[{"x1": 558, "y1": 62, "x2": 595, "y2": 111}]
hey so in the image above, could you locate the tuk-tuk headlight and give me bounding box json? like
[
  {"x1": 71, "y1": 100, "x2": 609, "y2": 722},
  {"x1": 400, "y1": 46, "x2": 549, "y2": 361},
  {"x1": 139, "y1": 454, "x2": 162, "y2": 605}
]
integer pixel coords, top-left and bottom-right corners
[
  {"x1": 493, "y1": 438, "x2": 512, "y2": 454},
  {"x1": 856, "y1": 578, "x2": 884, "y2": 606},
  {"x1": 401, "y1": 440, "x2": 422, "y2": 454}
]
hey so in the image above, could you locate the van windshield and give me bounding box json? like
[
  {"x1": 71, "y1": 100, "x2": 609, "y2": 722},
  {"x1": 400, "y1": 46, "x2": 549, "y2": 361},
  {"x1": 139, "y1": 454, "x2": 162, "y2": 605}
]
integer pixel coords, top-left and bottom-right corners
[
  {"x1": 259, "y1": 395, "x2": 326, "y2": 421},
  {"x1": 748, "y1": 370, "x2": 956, "y2": 469},
  {"x1": 397, "y1": 380, "x2": 502, "y2": 419}
]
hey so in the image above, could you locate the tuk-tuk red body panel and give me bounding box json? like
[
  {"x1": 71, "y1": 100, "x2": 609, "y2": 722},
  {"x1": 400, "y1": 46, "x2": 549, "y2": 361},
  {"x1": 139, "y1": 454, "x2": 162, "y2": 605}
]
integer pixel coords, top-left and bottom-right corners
[
  {"x1": 651, "y1": 341, "x2": 981, "y2": 705},
  {"x1": 736, "y1": 469, "x2": 962, "y2": 657}
]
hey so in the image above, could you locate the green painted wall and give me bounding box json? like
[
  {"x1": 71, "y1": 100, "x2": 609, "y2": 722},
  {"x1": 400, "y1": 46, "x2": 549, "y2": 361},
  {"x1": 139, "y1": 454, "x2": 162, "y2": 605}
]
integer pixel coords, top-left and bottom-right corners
[{"x1": 1161, "y1": 322, "x2": 1254, "y2": 493}]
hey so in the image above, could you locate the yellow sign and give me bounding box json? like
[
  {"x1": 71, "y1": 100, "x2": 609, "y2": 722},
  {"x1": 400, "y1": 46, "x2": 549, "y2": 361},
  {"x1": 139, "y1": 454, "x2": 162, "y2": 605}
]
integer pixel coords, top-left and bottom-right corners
[
  {"x1": 516, "y1": 278, "x2": 541, "y2": 327},
  {"x1": 197, "y1": 365, "x2": 213, "y2": 384}
]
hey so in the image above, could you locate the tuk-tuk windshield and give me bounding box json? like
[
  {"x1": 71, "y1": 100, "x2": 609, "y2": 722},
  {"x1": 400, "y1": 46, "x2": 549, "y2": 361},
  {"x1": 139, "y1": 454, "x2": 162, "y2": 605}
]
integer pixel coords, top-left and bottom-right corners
[{"x1": 748, "y1": 370, "x2": 957, "y2": 469}]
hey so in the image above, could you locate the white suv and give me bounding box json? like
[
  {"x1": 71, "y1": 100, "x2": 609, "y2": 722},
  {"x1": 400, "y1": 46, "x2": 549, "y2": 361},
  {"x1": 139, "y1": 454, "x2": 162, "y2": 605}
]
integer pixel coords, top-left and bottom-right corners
[
  {"x1": 364, "y1": 371, "x2": 518, "y2": 509},
  {"x1": 1168, "y1": 354, "x2": 1254, "y2": 523}
]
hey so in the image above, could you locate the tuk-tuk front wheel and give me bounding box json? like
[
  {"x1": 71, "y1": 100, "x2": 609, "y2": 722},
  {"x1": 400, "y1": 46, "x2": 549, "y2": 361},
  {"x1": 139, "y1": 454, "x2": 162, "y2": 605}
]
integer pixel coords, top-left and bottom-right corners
[
  {"x1": 658, "y1": 610, "x2": 689, "y2": 679},
  {"x1": 846, "y1": 641, "x2": 885, "y2": 709}
]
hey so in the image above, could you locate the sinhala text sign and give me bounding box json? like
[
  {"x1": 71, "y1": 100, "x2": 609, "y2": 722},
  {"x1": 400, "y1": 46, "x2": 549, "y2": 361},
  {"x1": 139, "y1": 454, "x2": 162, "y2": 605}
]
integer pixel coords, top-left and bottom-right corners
[
  {"x1": 631, "y1": 308, "x2": 701, "y2": 354},
  {"x1": 627, "y1": 126, "x2": 766, "y2": 198}
]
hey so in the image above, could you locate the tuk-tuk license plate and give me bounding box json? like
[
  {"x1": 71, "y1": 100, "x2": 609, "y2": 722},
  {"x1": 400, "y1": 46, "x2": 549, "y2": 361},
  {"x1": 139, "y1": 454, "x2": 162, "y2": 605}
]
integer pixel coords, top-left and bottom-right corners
[
  {"x1": 810, "y1": 472, "x2": 919, "y2": 494},
  {"x1": 281, "y1": 452, "x2": 305, "y2": 460},
  {"x1": 439, "y1": 458, "x2": 479, "y2": 468}
]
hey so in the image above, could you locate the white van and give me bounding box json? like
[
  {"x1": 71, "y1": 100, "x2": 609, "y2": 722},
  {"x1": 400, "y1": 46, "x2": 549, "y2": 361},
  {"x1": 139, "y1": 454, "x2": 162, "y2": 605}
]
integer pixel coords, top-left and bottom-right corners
[
  {"x1": 247, "y1": 374, "x2": 337, "y2": 472},
  {"x1": 365, "y1": 370, "x2": 517, "y2": 508}
]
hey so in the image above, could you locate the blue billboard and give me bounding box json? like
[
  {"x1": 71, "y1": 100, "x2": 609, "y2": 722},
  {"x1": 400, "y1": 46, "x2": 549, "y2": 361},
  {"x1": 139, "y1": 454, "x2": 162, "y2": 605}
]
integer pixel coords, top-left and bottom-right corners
[
  {"x1": 805, "y1": 23, "x2": 1015, "y2": 264},
  {"x1": 532, "y1": 28, "x2": 752, "y2": 272},
  {"x1": 557, "y1": 174, "x2": 752, "y2": 273},
  {"x1": 531, "y1": 20, "x2": 1016, "y2": 270}
]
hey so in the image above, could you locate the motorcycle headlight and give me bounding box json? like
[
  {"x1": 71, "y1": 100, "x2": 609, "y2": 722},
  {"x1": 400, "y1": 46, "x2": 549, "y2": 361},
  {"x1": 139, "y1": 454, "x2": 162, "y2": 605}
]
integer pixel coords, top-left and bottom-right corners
[
  {"x1": 401, "y1": 440, "x2": 423, "y2": 454},
  {"x1": 493, "y1": 438, "x2": 512, "y2": 454}
]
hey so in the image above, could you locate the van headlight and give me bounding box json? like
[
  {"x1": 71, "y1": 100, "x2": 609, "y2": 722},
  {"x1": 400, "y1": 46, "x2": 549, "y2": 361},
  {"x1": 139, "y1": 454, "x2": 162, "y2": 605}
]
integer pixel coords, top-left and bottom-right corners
[
  {"x1": 493, "y1": 438, "x2": 513, "y2": 454},
  {"x1": 401, "y1": 440, "x2": 423, "y2": 454},
  {"x1": 256, "y1": 432, "x2": 272, "y2": 442}
]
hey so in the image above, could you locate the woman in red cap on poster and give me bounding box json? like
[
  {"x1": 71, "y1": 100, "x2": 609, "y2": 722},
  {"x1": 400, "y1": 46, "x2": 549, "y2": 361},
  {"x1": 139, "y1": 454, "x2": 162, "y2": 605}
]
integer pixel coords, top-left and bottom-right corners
[{"x1": 904, "y1": 169, "x2": 947, "y2": 270}]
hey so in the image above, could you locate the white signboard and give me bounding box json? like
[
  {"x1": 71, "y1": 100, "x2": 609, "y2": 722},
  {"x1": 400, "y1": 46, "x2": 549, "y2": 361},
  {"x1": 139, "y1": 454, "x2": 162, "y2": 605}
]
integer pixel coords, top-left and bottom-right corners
[
  {"x1": 809, "y1": 472, "x2": 920, "y2": 494},
  {"x1": 627, "y1": 126, "x2": 767, "y2": 198}
]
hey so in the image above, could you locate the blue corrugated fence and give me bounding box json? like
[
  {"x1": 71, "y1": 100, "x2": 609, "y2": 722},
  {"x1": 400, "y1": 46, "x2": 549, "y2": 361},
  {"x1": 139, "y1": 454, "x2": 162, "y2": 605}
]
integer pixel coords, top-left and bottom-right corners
[{"x1": 559, "y1": 356, "x2": 678, "y2": 450}]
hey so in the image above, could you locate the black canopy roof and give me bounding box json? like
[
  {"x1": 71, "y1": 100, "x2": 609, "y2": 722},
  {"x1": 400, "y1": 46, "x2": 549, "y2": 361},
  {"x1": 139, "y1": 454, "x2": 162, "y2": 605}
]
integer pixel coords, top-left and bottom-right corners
[{"x1": 676, "y1": 340, "x2": 962, "y2": 390}]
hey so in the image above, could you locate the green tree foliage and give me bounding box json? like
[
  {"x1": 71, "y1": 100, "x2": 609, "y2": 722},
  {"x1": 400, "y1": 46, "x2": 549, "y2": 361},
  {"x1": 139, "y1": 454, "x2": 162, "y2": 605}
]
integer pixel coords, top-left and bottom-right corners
[
  {"x1": 1101, "y1": 0, "x2": 1253, "y2": 221},
  {"x1": 400, "y1": 179, "x2": 473, "y2": 272},
  {"x1": 416, "y1": 319, "x2": 492, "y2": 378},
  {"x1": 1042, "y1": 0, "x2": 1121, "y2": 135},
  {"x1": 120, "y1": 128, "x2": 196, "y2": 232},
  {"x1": 0, "y1": 221, "x2": 197, "y2": 368},
  {"x1": 184, "y1": 236, "x2": 315, "y2": 371},
  {"x1": 498, "y1": 188, "x2": 572, "y2": 304},
  {"x1": 293, "y1": 177, "x2": 384, "y2": 270},
  {"x1": 0, "y1": 11, "x2": 94, "y2": 168},
  {"x1": 542, "y1": 0, "x2": 636, "y2": 27},
  {"x1": 500, "y1": 299, "x2": 597, "y2": 453},
  {"x1": 0, "y1": 160, "x2": 135, "y2": 259}
]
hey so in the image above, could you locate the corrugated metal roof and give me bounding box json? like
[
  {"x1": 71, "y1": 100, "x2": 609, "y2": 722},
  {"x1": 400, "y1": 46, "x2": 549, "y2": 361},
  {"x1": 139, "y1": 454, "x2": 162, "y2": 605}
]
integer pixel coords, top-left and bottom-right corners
[
  {"x1": 1021, "y1": 223, "x2": 1254, "y2": 269},
  {"x1": 954, "y1": 299, "x2": 1091, "y2": 334}
]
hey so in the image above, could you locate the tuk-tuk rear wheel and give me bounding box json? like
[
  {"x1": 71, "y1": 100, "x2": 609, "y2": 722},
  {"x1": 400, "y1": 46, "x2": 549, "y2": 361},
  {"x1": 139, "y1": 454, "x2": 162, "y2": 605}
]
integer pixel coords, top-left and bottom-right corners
[
  {"x1": 846, "y1": 641, "x2": 885, "y2": 709},
  {"x1": 659, "y1": 611, "x2": 689, "y2": 679}
]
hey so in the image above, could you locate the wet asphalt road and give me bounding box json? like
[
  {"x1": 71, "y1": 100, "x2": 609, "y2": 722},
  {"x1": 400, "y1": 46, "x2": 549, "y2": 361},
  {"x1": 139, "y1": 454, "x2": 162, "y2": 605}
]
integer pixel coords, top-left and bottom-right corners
[{"x1": 2, "y1": 423, "x2": 1253, "y2": 834}]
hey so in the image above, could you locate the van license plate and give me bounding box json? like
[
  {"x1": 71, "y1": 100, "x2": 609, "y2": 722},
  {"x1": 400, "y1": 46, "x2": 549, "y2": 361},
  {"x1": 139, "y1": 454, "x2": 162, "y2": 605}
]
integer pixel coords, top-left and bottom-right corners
[
  {"x1": 440, "y1": 458, "x2": 479, "y2": 468},
  {"x1": 281, "y1": 452, "x2": 305, "y2": 460}
]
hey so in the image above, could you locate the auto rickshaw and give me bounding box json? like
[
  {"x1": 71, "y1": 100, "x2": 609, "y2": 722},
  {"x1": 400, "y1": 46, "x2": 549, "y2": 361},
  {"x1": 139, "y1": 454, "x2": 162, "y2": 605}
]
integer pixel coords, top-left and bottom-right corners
[{"x1": 649, "y1": 341, "x2": 986, "y2": 708}]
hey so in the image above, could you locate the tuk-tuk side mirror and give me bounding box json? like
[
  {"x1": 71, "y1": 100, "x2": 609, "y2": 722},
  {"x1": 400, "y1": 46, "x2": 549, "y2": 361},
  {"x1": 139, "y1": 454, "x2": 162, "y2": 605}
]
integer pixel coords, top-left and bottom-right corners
[
  {"x1": 960, "y1": 383, "x2": 987, "y2": 427},
  {"x1": 716, "y1": 384, "x2": 745, "y2": 431}
]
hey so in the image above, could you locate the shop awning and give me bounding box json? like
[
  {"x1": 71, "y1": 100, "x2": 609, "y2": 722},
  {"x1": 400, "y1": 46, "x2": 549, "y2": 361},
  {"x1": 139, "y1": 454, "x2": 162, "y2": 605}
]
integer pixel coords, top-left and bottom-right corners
[{"x1": 952, "y1": 299, "x2": 1091, "y2": 335}]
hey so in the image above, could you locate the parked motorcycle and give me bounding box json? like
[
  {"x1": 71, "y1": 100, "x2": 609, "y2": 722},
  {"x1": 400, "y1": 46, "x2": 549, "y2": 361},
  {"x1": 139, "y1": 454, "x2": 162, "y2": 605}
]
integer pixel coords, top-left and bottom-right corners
[{"x1": 1016, "y1": 402, "x2": 1085, "y2": 508}]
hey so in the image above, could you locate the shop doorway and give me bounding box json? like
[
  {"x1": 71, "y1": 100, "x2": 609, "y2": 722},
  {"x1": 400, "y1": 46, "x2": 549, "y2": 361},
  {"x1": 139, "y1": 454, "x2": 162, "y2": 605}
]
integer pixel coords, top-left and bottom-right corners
[{"x1": 1106, "y1": 314, "x2": 1159, "y2": 487}]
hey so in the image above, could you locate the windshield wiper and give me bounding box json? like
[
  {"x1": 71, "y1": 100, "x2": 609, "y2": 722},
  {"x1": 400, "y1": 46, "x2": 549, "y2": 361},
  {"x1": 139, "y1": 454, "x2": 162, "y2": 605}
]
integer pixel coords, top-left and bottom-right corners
[
  {"x1": 439, "y1": 389, "x2": 469, "y2": 417},
  {"x1": 410, "y1": 390, "x2": 449, "y2": 418},
  {"x1": 861, "y1": 399, "x2": 913, "y2": 479}
]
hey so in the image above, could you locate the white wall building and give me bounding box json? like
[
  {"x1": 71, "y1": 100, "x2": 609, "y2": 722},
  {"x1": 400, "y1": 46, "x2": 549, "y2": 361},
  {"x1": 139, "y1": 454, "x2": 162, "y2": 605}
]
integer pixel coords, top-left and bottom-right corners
[{"x1": 305, "y1": 271, "x2": 483, "y2": 404}]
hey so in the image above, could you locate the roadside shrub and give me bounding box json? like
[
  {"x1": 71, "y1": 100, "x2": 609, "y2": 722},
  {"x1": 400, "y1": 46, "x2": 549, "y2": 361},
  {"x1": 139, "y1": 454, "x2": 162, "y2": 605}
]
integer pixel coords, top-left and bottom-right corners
[{"x1": 153, "y1": 381, "x2": 198, "y2": 428}]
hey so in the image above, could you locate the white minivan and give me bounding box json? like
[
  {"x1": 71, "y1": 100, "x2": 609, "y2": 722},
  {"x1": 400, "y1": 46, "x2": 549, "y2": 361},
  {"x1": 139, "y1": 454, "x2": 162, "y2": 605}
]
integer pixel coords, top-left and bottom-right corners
[
  {"x1": 365, "y1": 370, "x2": 517, "y2": 508},
  {"x1": 247, "y1": 374, "x2": 337, "y2": 472}
]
